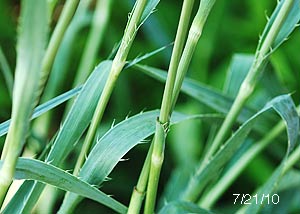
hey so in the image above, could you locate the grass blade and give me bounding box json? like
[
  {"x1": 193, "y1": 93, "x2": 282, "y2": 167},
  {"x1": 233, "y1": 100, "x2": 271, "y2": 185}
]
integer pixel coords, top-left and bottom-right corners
[
  {"x1": 0, "y1": 158, "x2": 127, "y2": 213},
  {"x1": 0, "y1": 86, "x2": 82, "y2": 137},
  {"x1": 223, "y1": 54, "x2": 254, "y2": 97},
  {"x1": 0, "y1": 46, "x2": 13, "y2": 98},
  {"x1": 0, "y1": 0, "x2": 48, "y2": 205},
  {"x1": 59, "y1": 111, "x2": 220, "y2": 212},
  {"x1": 259, "y1": 0, "x2": 300, "y2": 53},
  {"x1": 158, "y1": 201, "x2": 214, "y2": 214},
  {"x1": 180, "y1": 94, "x2": 299, "y2": 202},
  {"x1": 135, "y1": 64, "x2": 277, "y2": 134},
  {"x1": 2, "y1": 60, "x2": 111, "y2": 213}
]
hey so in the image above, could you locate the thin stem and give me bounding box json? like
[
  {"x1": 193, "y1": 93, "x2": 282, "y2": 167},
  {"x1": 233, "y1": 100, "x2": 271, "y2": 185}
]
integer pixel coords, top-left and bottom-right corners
[
  {"x1": 77, "y1": 0, "x2": 147, "y2": 176},
  {"x1": 200, "y1": 0, "x2": 295, "y2": 168},
  {"x1": 171, "y1": 0, "x2": 216, "y2": 110},
  {"x1": 72, "y1": 0, "x2": 113, "y2": 176},
  {"x1": 144, "y1": 120, "x2": 166, "y2": 214},
  {"x1": 37, "y1": 0, "x2": 80, "y2": 104},
  {"x1": 199, "y1": 120, "x2": 286, "y2": 208},
  {"x1": 72, "y1": 0, "x2": 113, "y2": 87},
  {"x1": 127, "y1": 143, "x2": 153, "y2": 214},
  {"x1": 144, "y1": 1, "x2": 195, "y2": 213}
]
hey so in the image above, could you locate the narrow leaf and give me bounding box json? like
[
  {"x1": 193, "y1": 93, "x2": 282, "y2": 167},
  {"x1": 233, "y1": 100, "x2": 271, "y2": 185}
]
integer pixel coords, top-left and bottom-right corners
[
  {"x1": 180, "y1": 94, "x2": 299, "y2": 202},
  {"x1": 2, "y1": 60, "x2": 111, "y2": 213},
  {"x1": 158, "y1": 201, "x2": 215, "y2": 214},
  {"x1": 59, "y1": 111, "x2": 221, "y2": 212},
  {"x1": 261, "y1": 0, "x2": 300, "y2": 52},
  {"x1": 135, "y1": 64, "x2": 277, "y2": 134},
  {"x1": 0, "y1": 86, "x2": 82, "y2": 137},
  {"x1": 0, "y1": 158, "x2": 127, "y2": 213}
]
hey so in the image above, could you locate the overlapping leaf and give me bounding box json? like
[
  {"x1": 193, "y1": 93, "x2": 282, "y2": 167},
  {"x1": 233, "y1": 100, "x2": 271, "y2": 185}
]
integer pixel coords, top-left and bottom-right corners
[
  {"x1": 179, "y1": 95, "x2": 298, "y2": 202},
  {"x1": 58, "y1": 110, "x2": 221, "y2": 212},
  {"x1": 0, "y1": 158, "x2": 126, "y2": 213}
]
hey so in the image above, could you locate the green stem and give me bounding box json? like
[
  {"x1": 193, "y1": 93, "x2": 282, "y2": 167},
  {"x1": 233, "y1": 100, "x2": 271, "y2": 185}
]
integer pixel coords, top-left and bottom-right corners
[
  {"x1": 76, "y1": 0, "x2": 147, "y2": 177},
  {"x1": 144, "y1": 1, "x2": 195, "y2": 213},
  {"x1": 127, "y1": 143, "x2": 153, "y2": 214},
  {"x1": 200, "y1": 0, "x2": 295, "y2": 169},
  {"x1": 37, "y1": 0, "x2": 80, "y2": 104},
  {"x1": 199, "y1": 120, "x2": 286, "y2": 208},
  {"x1": 73, "y1": 0, "x2": 112, "y2": 87},
  {"x1": 171, "y1": 0, "x2": 216, "y2": 110},
  {"x1": 72, "y1": 0, "x2": 113, "y2": 176}
]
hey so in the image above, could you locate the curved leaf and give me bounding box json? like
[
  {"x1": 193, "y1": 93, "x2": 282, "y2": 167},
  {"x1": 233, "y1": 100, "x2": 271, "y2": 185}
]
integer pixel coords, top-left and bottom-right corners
[
  {"x1": 3, "y1": 60, "x2": 111, "y2": 213},
  {"x1": 0, "y1": 158, "x2": 126, "y2": 213},
  {"x1": 180, "y1": 94, "x2": 299, "y2": 202},
  {"x1": 135, "y1": 64, "x2": 277, "y2": 134},
  {"x1": 58, "y1": 111, "x2": 221, "y2": 212}
]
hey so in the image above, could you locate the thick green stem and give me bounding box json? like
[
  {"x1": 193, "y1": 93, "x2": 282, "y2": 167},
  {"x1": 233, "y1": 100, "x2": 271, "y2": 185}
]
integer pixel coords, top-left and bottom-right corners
[
  {"x1": 171, "y1": 0, "x2": 216, "y2": 109},
  {"x1": 76, "y1": 0, "x2": 147, "y2": 177},
  {"x1": 144, "y1": 1, "x2": 195, "y2": 213},
  {"x1": 200, "y1": 0, "x2": 295, "y2": 168}
]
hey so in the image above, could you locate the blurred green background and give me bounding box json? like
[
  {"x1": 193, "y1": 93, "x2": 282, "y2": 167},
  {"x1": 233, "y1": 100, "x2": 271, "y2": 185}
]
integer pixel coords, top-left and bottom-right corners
[{"x1": 0, "y1": 0, "x2": 299, "y2": 213}]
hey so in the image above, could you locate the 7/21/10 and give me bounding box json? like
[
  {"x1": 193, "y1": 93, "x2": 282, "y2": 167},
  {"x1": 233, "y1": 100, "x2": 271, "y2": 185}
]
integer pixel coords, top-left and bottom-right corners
[{"x1": 233, "y1": 193, "x2": 279, "y2": 205}]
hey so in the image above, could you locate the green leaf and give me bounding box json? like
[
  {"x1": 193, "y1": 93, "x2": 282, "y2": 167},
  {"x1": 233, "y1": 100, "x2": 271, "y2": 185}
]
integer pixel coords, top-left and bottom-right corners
[
  {"x1": 277, "y1": 169, "x2": 300, "y2": 192},
  {"x1": 59, "y1": 110, "x2": 221, "y2": 212},
  {"x1": 41, "y1": 1, "x2": 92, "y2": 103},
  {"x1": 2, "y1": 60, "x2": 111, "y2": 213},
  {"x1": 0, "y1": 46, "x2": 13, "y2": 97},
  {"x1": 241, "y1": 98, "x2": 299, "y2": 214},
  {"x1": 158, "y1": 201, "x2": 215, "y2": 214},
  {"x1": 135, "y1": 64, "x2": 277, "y2": 135},
  {"x1": 0, "y1": 158, "x2": 127, "y2": 213},
  {"x1": 0, "y1": 86, "x2": 82, "y2": 137},
  {"x1": 261, "y1": 0, "x2": 300, "y2": 52},
  {"x1": 140, "y1": 0, "x2": 160, "y2": 25},
  {"x1": 0, "y1": 0, "x2": 48, "y2": 201},
  {"x1": 180, "y1": 94, "x2": 299, "y2": 202},
  {"x1": 223, "y1": 54, "x2": 254, "y2": 97}
]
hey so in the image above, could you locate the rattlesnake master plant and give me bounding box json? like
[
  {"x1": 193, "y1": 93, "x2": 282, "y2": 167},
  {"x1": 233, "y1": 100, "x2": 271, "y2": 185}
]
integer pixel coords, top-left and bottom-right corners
[{"x1": 0, "y1": 0, "x2": 300, "y2": 213}]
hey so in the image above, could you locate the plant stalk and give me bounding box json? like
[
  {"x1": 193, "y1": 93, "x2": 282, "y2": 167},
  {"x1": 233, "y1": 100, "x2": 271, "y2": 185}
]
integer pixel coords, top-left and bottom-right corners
[
  {"x1": 75, "y1": 0, "x2": 147, "y2": 177},
  {"x1": 128, "y1": 143, "x2": 153, "y2": 214},
  {"x1": 144, "y1": 0, "x2": 197, "y2": 212},
  {"x1": 72, "y1": 0, "x2": 113, "y2": 176},
  {"x1": 37, "y1": 0, "x2": 80, "y2": 104},
  {"x1": 199, "y1": 120, "x2": 286, "y2": 208},
  {"x1": 200, "y1": 0, "x2": 295, "y2": 169}
]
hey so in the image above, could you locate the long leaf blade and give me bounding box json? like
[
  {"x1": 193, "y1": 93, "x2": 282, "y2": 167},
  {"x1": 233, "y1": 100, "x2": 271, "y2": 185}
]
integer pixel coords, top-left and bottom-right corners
[
  {"x1": 158, "y1": 201, "x2": 215, "y2": 214},
  {"x1": 180, "y1": 94, "x2": 299, "y2": 202},
  {"x1": 59, "y1": 111, "x2": 221, "y2": 212},
  {"x1": 0, "y1": 158, "x2": 127, "y2": 213},
  {"x1": 0, "y1": 86, "x2": 82, "y2": 137}
]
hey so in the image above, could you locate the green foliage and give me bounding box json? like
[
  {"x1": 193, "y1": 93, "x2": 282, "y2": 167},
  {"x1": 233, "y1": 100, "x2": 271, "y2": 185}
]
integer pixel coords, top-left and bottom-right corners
[{"x1": 0, "y1": 0, "x2": 300, "y2": 213}]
